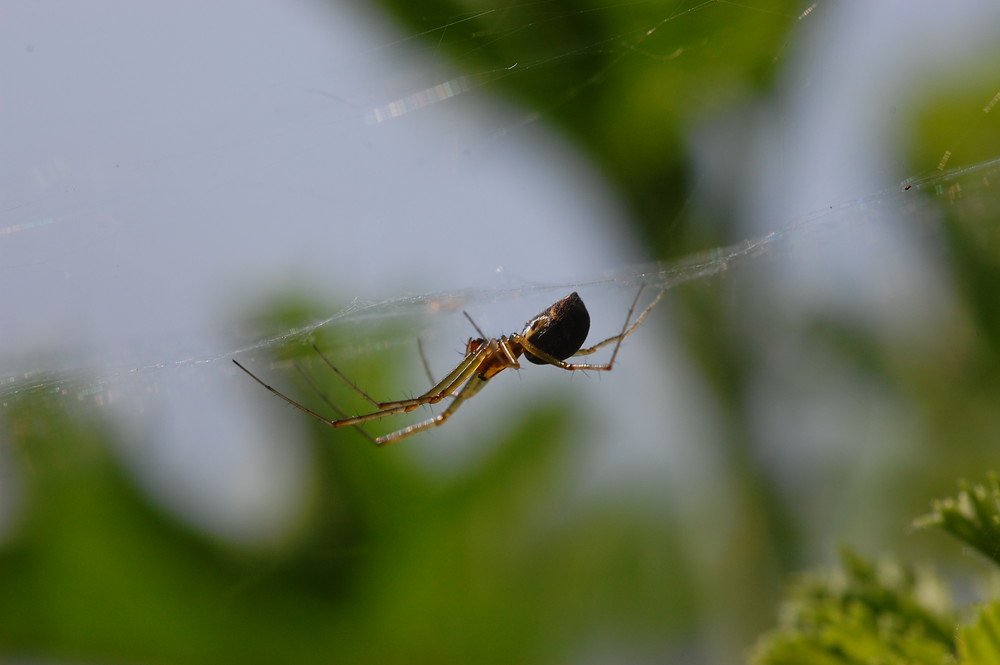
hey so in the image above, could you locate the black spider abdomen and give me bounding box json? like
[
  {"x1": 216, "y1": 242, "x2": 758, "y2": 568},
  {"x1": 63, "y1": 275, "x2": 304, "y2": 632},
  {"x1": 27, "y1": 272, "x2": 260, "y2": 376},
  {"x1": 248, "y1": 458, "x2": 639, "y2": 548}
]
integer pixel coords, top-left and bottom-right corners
[{"x1": 523, "y1": 292, "x2": 591, "y2": 364}]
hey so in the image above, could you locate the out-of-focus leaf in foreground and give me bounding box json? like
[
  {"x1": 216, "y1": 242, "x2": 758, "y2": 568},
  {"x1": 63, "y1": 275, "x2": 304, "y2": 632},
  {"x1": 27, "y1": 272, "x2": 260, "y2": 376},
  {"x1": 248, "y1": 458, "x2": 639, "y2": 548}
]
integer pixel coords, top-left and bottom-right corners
[
  {"x1": 0, "y1": 370, "x2": 697, "y2": 664},
  {"x1": 753, "y1": 476, "x2": 1000, "y2": 665},
  {"x1": 750, "y1": 550, "x2": 955, "y2": 665}
]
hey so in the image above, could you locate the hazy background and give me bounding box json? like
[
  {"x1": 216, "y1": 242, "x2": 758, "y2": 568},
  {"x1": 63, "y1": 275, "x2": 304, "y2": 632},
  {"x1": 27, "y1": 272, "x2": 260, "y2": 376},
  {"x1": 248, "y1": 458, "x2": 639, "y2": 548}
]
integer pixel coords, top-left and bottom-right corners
[{"x1": 3, "y1": 0, "x2": 1000, "y2": 663}]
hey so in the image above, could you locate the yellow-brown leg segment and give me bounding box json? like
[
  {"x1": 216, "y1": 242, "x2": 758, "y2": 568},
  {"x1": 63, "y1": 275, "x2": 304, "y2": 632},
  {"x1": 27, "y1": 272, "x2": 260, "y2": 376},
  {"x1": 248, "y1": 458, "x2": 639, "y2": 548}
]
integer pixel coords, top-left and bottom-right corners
[
  {"x1": 573, "y1": 286, "x2": 665, "y2": 357},
  {"x1": 233, "y1": 349, "x2": 491, "y2": 436},
  {"x1": 375, "y1": 374, "x2": 492, "y2": 446}
]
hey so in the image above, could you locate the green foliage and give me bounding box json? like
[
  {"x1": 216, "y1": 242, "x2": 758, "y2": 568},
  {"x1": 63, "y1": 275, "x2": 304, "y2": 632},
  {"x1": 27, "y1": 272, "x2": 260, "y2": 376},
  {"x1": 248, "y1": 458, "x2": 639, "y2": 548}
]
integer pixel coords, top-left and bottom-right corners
[
  {"x1": 957, "y1": 602, "x2": 1000, "y2": 665},
  {"x1": 361, "y1": 0, "x2": 803, "y2": 256},
  {"x1": 916, "y1": 474, "x2": 1000, "y2": 569},
  {"x1": 749, "y1": 552, "x2": 955, "y2": 665},
  {"x1": 906, "y1": 72, "x2": 1000, "y2": 174},
  {"x1": 941, "y1": 197, "x2": 1000, "y2": 362},
  {"x1": 0, "y1": 371, "x2": 697, "y2": 664},
  {"x1": 752, "y1": 477, "x2": 1000, "y2": 665}
]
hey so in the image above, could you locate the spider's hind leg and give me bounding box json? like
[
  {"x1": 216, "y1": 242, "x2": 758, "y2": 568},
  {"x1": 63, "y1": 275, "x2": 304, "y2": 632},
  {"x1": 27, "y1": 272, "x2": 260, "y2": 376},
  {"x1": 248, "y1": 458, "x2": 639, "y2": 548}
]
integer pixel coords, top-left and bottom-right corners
[
  {"x1": 311, "y1": 344, "x2": 383, "y2": 409},
  {"x1": 294, "y1": 361, "x2": 378, "y2": 444}
]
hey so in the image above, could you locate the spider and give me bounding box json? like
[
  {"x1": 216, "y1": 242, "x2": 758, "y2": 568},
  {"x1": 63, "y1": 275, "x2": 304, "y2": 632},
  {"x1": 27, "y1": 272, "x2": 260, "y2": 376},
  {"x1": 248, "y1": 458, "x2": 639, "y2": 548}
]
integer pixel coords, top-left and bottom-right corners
[{"x1": 233, "y1": 286, "x2": 665, "y2": 446}]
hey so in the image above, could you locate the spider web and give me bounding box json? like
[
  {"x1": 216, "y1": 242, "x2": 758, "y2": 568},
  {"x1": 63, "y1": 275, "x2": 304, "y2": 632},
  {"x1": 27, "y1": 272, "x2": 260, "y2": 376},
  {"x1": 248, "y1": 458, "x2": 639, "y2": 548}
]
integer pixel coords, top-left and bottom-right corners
[{"x1": 1, "y1": 0, "x2": 1000, "y2": 541}]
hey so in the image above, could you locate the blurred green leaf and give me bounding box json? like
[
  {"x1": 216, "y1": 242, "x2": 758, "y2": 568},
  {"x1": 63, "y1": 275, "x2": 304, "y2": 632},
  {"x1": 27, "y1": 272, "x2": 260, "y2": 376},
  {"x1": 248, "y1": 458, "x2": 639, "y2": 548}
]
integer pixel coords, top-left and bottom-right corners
[
  {"x1": 0, "y1": 356, "x2": 697, "y2": 663},
  {"x1": 361, "y1": 0, "x2": 802, "y2": 255},
  {"x1": 958, "y1": 602, "x2": 1000, "y2": 665},
  {"x1": 941, "y1": 202, "x2": 1000, "y2": 361},
  {"x1": 915, "y1": 474, "x2": 1000, "y2": 569},
  {"x1": 907, "y1": 76, "x2": 1000, "y2": 174},
  {"x1": 754, "y1": 476, "x2": 1000, "y2": 665},
  {"x1": 749, "y1": 551, "x2": 955, "y2": 665}
]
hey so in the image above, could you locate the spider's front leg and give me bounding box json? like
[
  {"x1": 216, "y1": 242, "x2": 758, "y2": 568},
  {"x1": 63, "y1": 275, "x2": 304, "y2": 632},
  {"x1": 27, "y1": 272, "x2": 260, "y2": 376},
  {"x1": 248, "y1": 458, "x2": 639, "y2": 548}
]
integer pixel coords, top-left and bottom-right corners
[
  {"x1": 572, "y1": 286, "x2": 664, "y2": 358},
  {"x1": 514, "y1": 334, "x2": 618, "y2": 371}
]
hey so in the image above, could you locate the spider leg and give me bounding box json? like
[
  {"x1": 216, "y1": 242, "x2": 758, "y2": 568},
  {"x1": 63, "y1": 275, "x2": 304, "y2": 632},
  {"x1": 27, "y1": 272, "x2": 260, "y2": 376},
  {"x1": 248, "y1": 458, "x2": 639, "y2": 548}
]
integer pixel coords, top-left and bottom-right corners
[
  {"x1": 234, "y1": 359, "x2": 355, "y2": 427},
  {"x1": 417, "y1": 337, "x2": 436, "y2": 386},
  {"x1": 572, "y1": 287, "x2": 665, "y2": 358},
  {"x1": 463, "y1": 310, "x2": 487, "y2": 339},
  {"x1": 374, "y1": 344, "x2": 487, "y2": 410},
  {"x1": 375, "y1": 374, "x2": 491, "y2": 446},
  {"x1": 294, "y1": 362, "x2": 377, "y2": 444},
  {"x1": 313, "y1": 339, "x2": 484, "y2": 412},
  {"x1": 514, "y1": 336, "x2": 618, "y2": 371},
  {"x1": 312, "y1": 344, "x2": 381, "y2": 408},
  {"x1": 316, "y1": 347, "x2": 489, "y2": 429},
  {"x1": 233, "y1": 350, "x2": 489, "y2": 436}
]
